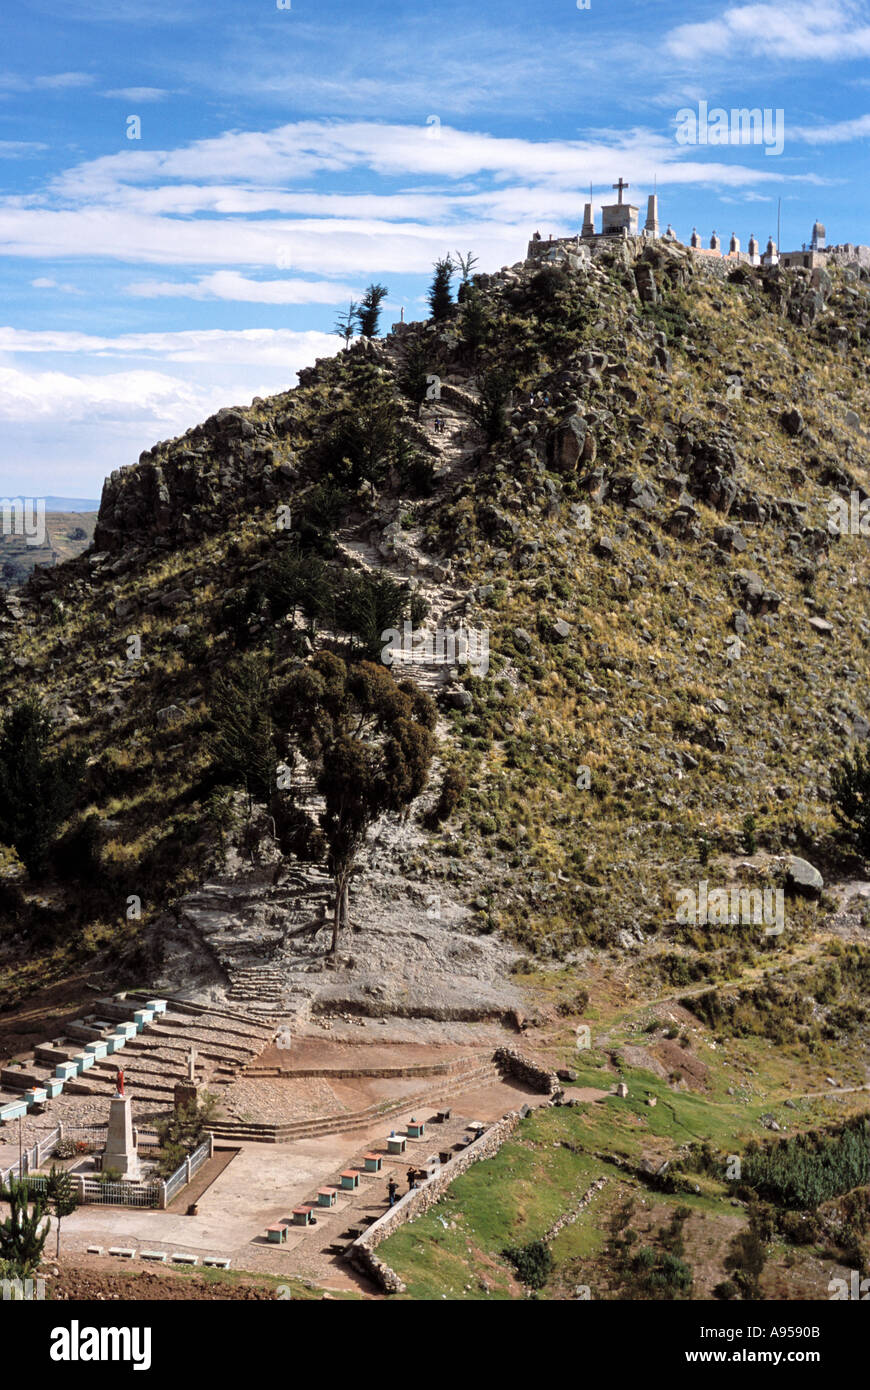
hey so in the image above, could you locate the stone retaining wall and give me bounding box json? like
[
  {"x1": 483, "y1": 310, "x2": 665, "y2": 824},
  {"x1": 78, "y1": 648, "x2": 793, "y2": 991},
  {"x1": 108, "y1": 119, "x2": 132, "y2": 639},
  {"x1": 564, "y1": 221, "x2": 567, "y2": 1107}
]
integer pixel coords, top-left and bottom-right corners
[
  {"x1": 241, "y1": 1062, "x2": 476, "y2": 1081},
  {"x1": 543, "y1": 1177, "x2": 607, "y2": 1242},
  {"x1": 350, "y1": 1111, "x2": 522, "y2": 1294},
  {"x1": 493, "y1": 1046, "x2": 560, "y2": 1095}
]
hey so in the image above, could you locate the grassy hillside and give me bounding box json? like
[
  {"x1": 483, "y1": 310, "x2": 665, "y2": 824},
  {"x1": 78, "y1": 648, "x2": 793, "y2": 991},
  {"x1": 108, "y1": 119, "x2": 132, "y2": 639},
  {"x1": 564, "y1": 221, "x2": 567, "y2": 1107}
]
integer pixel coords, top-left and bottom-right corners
[
  {"x1": 0, "y1": 237, "x2": 868, "y2": 1299},
  {"x1": 0, "y1": 237, "x2": 867, "y2": 1087}
]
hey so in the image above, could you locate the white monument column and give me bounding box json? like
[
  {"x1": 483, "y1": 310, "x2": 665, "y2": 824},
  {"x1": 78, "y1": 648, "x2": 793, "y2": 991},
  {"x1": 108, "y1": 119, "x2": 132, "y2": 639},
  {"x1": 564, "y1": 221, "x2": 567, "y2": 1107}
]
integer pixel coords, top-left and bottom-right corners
[{"x1": 103, "y1": 1071, "x2": 141, "y2": 1180}]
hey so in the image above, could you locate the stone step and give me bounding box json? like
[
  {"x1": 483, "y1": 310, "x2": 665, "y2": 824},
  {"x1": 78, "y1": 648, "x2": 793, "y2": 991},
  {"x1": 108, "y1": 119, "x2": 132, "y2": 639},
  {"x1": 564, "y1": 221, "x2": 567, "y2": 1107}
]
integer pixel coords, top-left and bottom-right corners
[
  {"x1": 125, "y1": 1028, "x2": 260, "y2": 1061},
  {"x1": 155, "y1": 1017, "x2": 272, "y2": 1049},
  {"x1": 126, "y1": 992, "x2": 275, "y2": 1038}
]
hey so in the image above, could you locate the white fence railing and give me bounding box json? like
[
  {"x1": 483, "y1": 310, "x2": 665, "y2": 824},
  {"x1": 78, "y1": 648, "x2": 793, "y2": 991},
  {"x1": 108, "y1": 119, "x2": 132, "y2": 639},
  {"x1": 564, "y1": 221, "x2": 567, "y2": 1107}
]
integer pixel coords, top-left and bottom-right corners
[
  {"x1": 162, "y1": 1137, "x2": 211, "y2": 1207},
  {"x1": 0, "y1": 1128, "x2": 61, "y2": 1185},
  {"x1": 1, "y1": 1130, "x2": 214, "y2": 1209}
]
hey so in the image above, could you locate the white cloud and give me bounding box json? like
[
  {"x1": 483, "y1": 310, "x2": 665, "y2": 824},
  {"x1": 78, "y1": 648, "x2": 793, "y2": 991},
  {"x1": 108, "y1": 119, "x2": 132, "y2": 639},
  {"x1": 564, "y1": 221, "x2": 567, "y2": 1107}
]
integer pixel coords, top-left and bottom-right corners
[
  {"x1": 0, "y1": 140, "x2": 48, "y2": 157},
  {"x1": 103, "y1": 87, "x2": 170, "y2": 101},
  {"x1": 29, "y1": 276, "x2": 82, "y2": 293},
  {"x1": 666, "y1": 2, "x2": 870, "y2": 63},
  {"x1": 0, "y1": 325, "x2": 338, "y2": 367},
  {"x1": 126, "y1": 271, "x2": 362, "y2": 303},
  {"x1": 791, "y1": 112, "x2": 870, "y2": 142},
  {"x1": 0, "y1": 328, "x2": 339, "y2": 495},
  {"x1": 0, "y1": 119, "x2": 810, "y2": 277},
  {"x1": 0, "y1": 364, "x2": 207, "y2": 423},
  {"x1": 34, "y1": 72, "x2": 95, "y2": 90}
]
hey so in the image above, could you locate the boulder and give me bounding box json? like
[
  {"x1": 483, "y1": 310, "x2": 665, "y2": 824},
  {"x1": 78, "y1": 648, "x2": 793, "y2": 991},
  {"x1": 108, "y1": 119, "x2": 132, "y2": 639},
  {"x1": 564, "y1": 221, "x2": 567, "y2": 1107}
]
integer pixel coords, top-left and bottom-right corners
[
  {"x1": 780, "y1": 407, "x2": 804, "y2": 437},
  {"x1": 786, "y1": 856, "x2": 823, "y2": 896},
  {"x1": 547, "y1": 414, "x2": 596, "y2": 473},
  {"x1": 783, "y1": 850, "x2": 817, "y2": 895},
  {"x1": 156, "y1": 705, "x2": 185, "y2": 728},
  {"x1": 733, "y1": 609, "x2": 750, "y2": 635},
  {"x1": 634, "y1": 263, "x2": 658, "y2": 304}
]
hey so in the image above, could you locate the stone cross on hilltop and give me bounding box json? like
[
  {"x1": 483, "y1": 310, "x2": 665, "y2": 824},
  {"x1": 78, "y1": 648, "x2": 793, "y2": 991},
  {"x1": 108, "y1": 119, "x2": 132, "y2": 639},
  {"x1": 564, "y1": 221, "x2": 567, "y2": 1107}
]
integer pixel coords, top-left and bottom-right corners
[{"x1": 612, "y1": 177, "x2": 629, "y2": 204}]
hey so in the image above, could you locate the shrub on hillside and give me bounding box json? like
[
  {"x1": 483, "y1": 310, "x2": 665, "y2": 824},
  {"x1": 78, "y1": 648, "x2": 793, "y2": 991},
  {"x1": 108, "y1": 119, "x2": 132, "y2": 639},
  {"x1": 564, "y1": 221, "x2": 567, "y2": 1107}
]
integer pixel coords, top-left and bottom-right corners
[
  {"x1": 830, "y1": 746, "x2": 870, "y2": 856},
  {"x1": 503, "y1": 1239, "x2": 552, "y2": 1290}
]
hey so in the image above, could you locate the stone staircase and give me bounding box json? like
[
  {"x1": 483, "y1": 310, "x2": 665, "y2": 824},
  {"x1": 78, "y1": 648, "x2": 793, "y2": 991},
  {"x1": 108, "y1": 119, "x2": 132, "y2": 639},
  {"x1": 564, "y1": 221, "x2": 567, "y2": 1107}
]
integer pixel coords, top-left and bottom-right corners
[
  {"x1": 226, "y1": 966, "x2": 294, "y2": 1020},
  {"x1": 175, "y1": 873, "x2": 336, "y2": 1021},
  {"x1": 211, "y1": 1053, "x2": 503, "y2": 1142}
]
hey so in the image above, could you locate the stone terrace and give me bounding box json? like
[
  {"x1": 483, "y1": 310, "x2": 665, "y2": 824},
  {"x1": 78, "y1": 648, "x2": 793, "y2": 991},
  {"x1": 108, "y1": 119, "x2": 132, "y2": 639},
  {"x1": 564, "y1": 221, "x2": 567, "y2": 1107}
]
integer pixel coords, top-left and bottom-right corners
[{"x1": 3, "y1": 995, "x2": 275, "y2": 1123}]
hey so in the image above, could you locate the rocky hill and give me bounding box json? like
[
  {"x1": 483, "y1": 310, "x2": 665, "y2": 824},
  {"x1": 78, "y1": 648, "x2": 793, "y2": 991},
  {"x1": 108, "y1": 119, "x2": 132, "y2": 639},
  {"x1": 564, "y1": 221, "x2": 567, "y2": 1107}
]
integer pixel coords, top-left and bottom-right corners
[{"x1": 1, "y1": 234, "x2": 869, "y2": 1041}]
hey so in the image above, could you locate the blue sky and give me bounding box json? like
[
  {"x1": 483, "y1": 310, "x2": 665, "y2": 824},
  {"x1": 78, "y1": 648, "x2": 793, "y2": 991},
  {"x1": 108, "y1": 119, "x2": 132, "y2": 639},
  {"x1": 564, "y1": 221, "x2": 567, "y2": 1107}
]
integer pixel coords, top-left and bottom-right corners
[{"x1": 2, "y1": 0, "x2": 869, "y2": 498}]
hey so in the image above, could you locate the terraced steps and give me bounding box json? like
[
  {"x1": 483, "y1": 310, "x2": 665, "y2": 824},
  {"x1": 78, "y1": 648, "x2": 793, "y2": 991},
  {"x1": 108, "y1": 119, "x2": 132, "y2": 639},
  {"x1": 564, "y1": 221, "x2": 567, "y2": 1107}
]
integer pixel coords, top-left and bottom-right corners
[
  {"x1": 48, "y1": 995, "x2": 279, "y2": 1105},
  {"x1": 224, "y1": 965, "x2": 305, "y2": 1021}
]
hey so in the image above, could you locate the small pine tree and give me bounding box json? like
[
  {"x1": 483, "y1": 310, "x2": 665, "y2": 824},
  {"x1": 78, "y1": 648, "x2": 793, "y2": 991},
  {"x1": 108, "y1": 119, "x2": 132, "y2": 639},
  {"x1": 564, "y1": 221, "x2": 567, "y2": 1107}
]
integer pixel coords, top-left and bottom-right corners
[
  {"x1": 831, "y1": 746, "x2": 870, "y2": 856},
  {"x1": 428, "y1": 256, "x2": 455, "y2": 321},
  {"x1": 333, "y1": 300, "x2": 358, "y2": 349},
  {"x1": 0, "y1": 1179, "x2": 49, "y2": 1277},
  {"x1": 0, "y1": 697, "x2": 84, "y2": 875},
  {"x1": 355, "y1": 284, "x2": 388, "y2": 338},
  {"x1": 317, "y1": 362, "x2": 405, "y2": 494},
  {"x1": 45, "y1": 1165, "x2": 78, "y2": 1259},
  {"x1": 460, "y1": 286, "x2": 489, "y2": 358},
  {"x1": 206, "y1": 657, "x2": 276, "y2": 811},
  {"x1": 472, "y1": 365, "x2": 513, "y2": 443},
  {"x1": 398, "y1": 337, "x2": 431, "y2": 406}
]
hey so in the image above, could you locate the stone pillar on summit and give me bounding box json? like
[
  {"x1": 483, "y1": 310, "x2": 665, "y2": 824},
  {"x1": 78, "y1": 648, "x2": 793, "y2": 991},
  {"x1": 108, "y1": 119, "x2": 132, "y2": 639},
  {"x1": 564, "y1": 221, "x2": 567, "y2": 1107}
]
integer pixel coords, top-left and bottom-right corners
[
  {"x1": 581, "y1": 202, "x2": 595, "y2": 238},
  {"x1": 644, "y1": 193, "x2": 659, "y2": 238}
]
